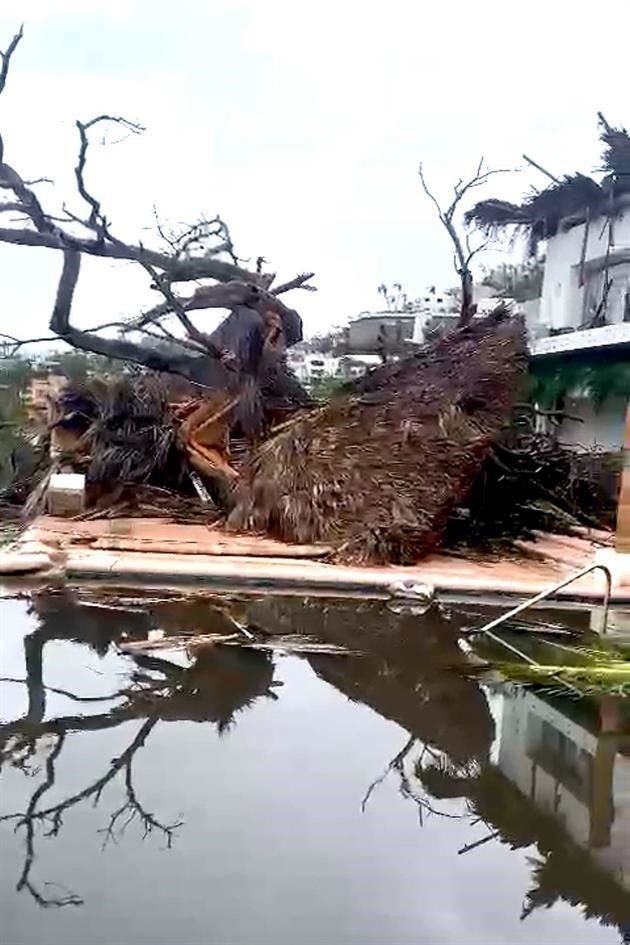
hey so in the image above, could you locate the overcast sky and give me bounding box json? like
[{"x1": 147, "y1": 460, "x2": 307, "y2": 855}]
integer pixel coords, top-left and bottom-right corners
[{"x1": 1, "y1": 0, "x2": 629, "y2": 345}]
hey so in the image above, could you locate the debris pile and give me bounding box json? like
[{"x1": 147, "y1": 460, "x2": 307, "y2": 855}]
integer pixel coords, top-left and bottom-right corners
[
  {"x1": 230, "y1": 313, "x2": 528, "y2": 561},
  {"x1": 446, "y1": 410, "x2": 620, "y2": 549},
  {"x1": 1, "y1": 311, "x2": 617, "y2": 564}
]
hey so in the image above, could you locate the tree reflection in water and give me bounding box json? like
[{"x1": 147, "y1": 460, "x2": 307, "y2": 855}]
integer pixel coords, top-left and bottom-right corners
[{"x1": 0, "y1": 590, "x2": 277, "y2": 906}]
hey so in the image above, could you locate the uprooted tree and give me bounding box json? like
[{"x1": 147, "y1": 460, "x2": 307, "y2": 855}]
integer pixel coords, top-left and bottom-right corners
[{"x1": 0, "y1": 27, "x2": 315, "y2": 416}]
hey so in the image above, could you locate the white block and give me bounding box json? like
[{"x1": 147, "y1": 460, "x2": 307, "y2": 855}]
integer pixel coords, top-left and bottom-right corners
[{"x1": 47, "y1": 473, "x2": 86, "y2": 517}]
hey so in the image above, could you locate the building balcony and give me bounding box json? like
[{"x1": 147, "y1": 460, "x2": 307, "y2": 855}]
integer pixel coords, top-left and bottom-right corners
[{"x1": 530, "y1": 322, "x2": 630, "y2": 358}]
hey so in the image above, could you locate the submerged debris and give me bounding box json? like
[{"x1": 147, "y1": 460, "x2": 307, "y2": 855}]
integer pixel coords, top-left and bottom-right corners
[{"x1": 119, "y1": 632, "x2": 357, "y2": 657}]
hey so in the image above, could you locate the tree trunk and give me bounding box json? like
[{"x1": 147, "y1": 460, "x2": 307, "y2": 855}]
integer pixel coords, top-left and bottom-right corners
[
  {"x1": 48, "y1": 251, "x2": 309, "y2": 401},
  {"x1": 459, "y1": 269, "x2": 475, "y2": 327}
]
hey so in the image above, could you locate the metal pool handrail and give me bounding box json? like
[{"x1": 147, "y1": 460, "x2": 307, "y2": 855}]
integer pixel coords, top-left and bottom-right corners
[{"x1": 476, "y1": 563, "x2": 613, "y2": 645}]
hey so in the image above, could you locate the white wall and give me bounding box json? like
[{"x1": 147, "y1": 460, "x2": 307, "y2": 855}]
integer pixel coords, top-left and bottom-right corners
[
  {"x1": 540, "y1": 209, "x2": 630, "y2": 331},
  {"x1": 557, "y1": 395, "x2": 626, "y2": 451},
  {"x1": 497, "y1": 687, "x2": 630, "y2": 893}
]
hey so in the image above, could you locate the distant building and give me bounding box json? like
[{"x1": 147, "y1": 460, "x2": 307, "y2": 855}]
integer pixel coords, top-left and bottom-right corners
[
  {"x1": 286, "y1": 352, "x2": 339, "y2": 386},
  {"x1": 336, "y1": 354, "x2": 381, "y2": 379},
  {"x1": 286, "y1": 352, "x2": 380, "y2": 389},
  {"x1": 411, "y1": 284, "x2": 526, "y2": 343},
  {"x1": 347, "y1": 312, "x2": 415, "y2": 354},
  {"x1": 22, "y1": 374, "x2": 66, "y2": 420}
]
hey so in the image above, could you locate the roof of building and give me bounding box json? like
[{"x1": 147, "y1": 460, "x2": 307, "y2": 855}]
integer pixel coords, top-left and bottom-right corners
[
  {"x1": 466, "y1": 115, "x2": 630, "y2": 255},
  {"x1": 351, "y1": 310, "x2": 416, "y2": 322}
]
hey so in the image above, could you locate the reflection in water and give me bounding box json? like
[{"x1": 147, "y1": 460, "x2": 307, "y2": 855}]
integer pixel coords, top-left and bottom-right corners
[
  {"x1": 2, "y1": 589, "x2": 630, "y2": 941},
  {"x1": 401, "y1": 683, "x2": 630, "y2": 936},
  {"x1": 0, "y1": 591, "x2": 278, "y2": 907},
  {"x1": 249, "y1": 596, "x2": 495, "y2": 765}
]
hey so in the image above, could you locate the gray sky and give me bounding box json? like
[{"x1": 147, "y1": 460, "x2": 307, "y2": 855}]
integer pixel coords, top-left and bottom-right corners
[{"x1": 1, "y1": 0, "x2": 629, "y2": 343}]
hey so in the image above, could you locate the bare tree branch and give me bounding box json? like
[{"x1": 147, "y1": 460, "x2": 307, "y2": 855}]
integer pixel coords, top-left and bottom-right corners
[
  {"x1": 6, "y1": 719, "x2": 158, "y2": 832},
  {"x1": 130, "y1": 278, "x2": 304, "y2": 349},
  {"x1": 2, "y1": 715, "x2": 180, "y2": 907},
  {"x1": 74, "y1": 115, "x2": 144, "y2": 235},
  {"x1": 522, "y1": 153, "x2": 560, "y2": 184},
  {"x1": 0, "y1": 225, "x2": 259, "y2": 282},
  {"x1": 0, "y1": 200, "x2": 26, "y2": 214},
  {"x1": 0, "y1": 24, "x2": 22, "y2": 99},
  {"x1": 0, "y1": 332, "x2": 58, "y2": 356},
  {"x1": 0, "y1": 677, "x2": 121, "y2": 704},
  {"x1": 418, "y1": 159, "x2": 513, "y2": 327},
  {"x1": 45, "y1": 249, "x2": 232, "y2": 386},
  {"x1": 0, "y1": 27, "x2": 313, "y2": 405},
  {"x1": 272, "y1": 272, "x2": 317, "y2": 295},
  {"x1": 99, "y1": 753, "x2": 182, "y2": 849},
  {"x1": 137, "y1": 257, "x2": 230, "y2": 361},
  {"x1": 0, "y1": 162, "x2": 63, "y2": 236}
]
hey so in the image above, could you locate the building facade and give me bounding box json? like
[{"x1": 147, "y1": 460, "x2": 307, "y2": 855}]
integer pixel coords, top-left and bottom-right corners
[
  {"x1": 22, "y1": 374, "x2": 66, "y2": 420},
  {"x1": 286, "y1": 352, "x2": 380, "y2": 389},
  {"x1": 530, "y1": 202, "x2": 630, "y2": 451},
  {"x1": 347, "y1": 311, "x2": 415, "y2": 354}
]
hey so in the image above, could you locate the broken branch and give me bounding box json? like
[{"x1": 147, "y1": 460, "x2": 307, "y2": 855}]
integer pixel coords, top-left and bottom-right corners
[
  {"x1": 74, "y1": 115, "x2": 144, "y2": 234},
  {"x1": 0, "y1": 24, "x2": 22, "y2": 98}
]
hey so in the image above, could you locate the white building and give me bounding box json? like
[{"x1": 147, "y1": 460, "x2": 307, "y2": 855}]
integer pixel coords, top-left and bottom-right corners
[
  {"x1": 286, "y1": 352, "x2": 338, "y2": 386},
  {"x1": 286, "y1": 351, "x2": 381, "y2": 388},
  {"x1": 530, "y1": 201, "x2": 630, "y2": 451},
  {"x1": 538, "y1": 202, "x2": 630, "y2": 338},
  {"x1": 411, "y1": 284, "x2": 520, "y2": 344},
  {"x1": 497, "y1": 686, "x2": 630, "y2": 894}
]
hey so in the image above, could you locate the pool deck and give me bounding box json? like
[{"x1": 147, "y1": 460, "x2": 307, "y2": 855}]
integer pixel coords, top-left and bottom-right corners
[{"x1": 0, "y1": 515, "x2": 623, "y2": 603}]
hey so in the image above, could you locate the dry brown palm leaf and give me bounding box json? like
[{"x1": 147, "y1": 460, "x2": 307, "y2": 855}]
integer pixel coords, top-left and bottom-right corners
[{"x1": 229, "y1": 314, "x2": 528, "y2": 563}]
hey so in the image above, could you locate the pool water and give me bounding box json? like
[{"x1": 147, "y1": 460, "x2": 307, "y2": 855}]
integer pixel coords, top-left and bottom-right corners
[{"x1": 1, "y1": 589, "x2": 629, "y2": 945}]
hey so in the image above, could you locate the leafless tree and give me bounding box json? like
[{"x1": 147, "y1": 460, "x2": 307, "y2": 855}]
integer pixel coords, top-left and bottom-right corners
[
  {"x1": 418, "y1": 158, "x2": 512, "y2": 327},
  {"x1": 0, "y1": 27, "x2": 315, "y2": 398}
]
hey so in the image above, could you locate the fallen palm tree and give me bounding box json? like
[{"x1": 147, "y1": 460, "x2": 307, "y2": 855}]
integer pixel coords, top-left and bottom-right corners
[{"x1": 229, "y1": 312, "x2": 528, "y2": 562}]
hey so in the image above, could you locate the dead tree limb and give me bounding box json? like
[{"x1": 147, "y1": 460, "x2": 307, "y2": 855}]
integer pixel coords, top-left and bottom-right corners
[
  {"x1": 47, "y1": 249, "x2": 235, "y2": 387},
  {"x1": 0, "y1": 27, "x2": 313, "y2": 401},
  {"x1": 272, "y1": 272, "x2": 317, "y2": 295},
  {"x1": 418, "y1": 159, "x2": 512, "y2": 327},
  {"x1": 522, "y1": 154, "x2": 560, "y2": 184},
  {"x1": 0, "y1": 225, "x2": 254, "y2": 282},
  {"x1": 74, "y1": 115, "x2": 144, "y2": 235},
  {"x1": 0, "y1": 24, "x2": 22, "y2": 100}
]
